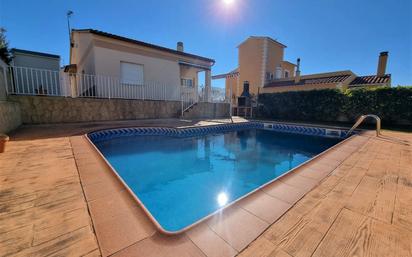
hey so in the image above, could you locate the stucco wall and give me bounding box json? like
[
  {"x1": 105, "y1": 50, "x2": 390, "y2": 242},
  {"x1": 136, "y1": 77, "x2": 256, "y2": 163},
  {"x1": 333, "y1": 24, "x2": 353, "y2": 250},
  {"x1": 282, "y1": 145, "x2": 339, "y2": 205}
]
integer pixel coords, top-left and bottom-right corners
[
  {"x1": 183, "y1": 102, "x2": 230, "y2": 119},
  {"x1": 9, "y1": 96, "x2": 229, "y2": 124},
  {"x1": 239, "y1": 38, "x2": 264, "y2": 96},
  {"x1": 265, "y1": 40, "x2": 285, "y2": 78},
  {"x1": 0, "y1": 101, "x2": 22, "y2": 134},
  {"x1": 11, "y1": 53, "x2": 60, "y2": 71},
  {"x1": 93, "y1": 46, "x2": 181, "y2": 87}
]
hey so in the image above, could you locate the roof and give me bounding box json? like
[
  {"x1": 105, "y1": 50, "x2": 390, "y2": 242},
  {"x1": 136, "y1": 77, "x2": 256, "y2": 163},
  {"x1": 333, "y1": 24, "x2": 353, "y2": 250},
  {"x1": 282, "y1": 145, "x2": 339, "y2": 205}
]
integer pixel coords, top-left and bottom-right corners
[
  {"x1": 238, "y1": 36, "x2": 287, "y2": 48},
  {"x1": 11, "y1": 48, "x2": 60, "y2": 59},
  {"x1": 349, "y1": 74, "x2": 391, "y2": 86},
  {"x1": 265, "y1": 72, "x2": 352, "y2": 88},
  {"x1": 72, "y1": 29, "x2": 215, "y2": 64},
  {"x1": 212, "y1": 68, "x2": 239, "y2": 79},
  {"x1": 282, "y1": 60, "x2": 296, "y2": 67}
]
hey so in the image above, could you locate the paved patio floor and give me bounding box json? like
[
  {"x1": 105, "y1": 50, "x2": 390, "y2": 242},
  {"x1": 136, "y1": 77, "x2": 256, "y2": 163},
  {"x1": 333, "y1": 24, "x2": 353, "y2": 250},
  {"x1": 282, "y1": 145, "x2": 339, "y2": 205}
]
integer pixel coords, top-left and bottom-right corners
[{"x1": 1, "y1": 118, "x2": 411, "y2": 257}]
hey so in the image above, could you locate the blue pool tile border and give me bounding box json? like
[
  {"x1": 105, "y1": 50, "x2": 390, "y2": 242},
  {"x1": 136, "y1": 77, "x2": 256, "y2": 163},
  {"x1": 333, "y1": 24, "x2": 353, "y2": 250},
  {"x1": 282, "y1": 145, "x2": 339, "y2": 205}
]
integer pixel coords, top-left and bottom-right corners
[{"x1": 88, "y1": 122, "x2": 349, "y2": 143}]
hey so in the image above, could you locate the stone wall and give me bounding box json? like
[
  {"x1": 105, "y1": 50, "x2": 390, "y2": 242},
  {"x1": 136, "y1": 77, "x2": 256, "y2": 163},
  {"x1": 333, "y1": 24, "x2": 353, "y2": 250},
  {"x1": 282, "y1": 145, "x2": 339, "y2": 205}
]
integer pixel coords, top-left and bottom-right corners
[
  {"x1": 183, "y1": 102, "x2": 230, "y2": 119},
  {"x1": 8, "y1": 96, "x2": 230, "y2": 124},
  {"x1": 0, "y1": 101, "x2": 22, "y2": 134}
]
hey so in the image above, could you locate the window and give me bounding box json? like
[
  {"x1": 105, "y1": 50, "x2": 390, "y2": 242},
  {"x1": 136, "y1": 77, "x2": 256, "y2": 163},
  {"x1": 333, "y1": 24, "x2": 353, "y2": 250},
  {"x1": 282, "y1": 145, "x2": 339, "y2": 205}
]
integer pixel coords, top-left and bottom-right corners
[
  {"x1": 284, "y1": 70, "x2": 290, "y2": 78},
  {"x1": 265, "y1": 72, "x2": 274, "y2": 81},
  {"x1": 120, "y1": 62, "x2": 144, "y2": 85},
  {"x1": 181, "y1": 78, "x2": 194, "y2": 87}
]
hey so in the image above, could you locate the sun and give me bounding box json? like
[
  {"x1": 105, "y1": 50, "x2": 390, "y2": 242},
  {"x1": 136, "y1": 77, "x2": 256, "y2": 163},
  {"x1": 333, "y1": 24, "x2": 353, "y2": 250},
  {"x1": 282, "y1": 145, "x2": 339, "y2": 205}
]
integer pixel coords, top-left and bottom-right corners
[{"x1": 223, "y1": 0, "x2": 235, "y2": 5}]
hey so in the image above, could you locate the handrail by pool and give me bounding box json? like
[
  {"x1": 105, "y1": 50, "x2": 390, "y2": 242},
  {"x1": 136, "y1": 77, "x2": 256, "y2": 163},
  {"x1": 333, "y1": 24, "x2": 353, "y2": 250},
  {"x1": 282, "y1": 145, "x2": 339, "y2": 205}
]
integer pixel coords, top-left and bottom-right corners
[{"x1": 347, "y1": 114, "x2": 381, "y2": 137}]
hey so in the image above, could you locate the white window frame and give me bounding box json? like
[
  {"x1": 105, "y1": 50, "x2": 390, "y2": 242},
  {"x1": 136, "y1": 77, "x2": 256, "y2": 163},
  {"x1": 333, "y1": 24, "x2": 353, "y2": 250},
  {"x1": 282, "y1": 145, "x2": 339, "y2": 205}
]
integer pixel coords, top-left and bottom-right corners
[
  {"x1": 120, "y1": 61, "x2": 144, "y2": 86},
  {"x1": 181, "y1": 77, "x2": 194, "y2": 88}
]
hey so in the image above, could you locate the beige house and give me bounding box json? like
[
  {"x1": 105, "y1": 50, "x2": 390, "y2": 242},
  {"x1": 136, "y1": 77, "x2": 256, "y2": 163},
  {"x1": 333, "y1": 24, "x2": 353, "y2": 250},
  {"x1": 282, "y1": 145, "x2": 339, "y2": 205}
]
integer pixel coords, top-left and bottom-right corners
[
  {"x1": 67, "y1": 29, "x2": 215, "y2": 100},
  {"x1": 214, "y1": 37, "x2": 391, "y2": 105}
]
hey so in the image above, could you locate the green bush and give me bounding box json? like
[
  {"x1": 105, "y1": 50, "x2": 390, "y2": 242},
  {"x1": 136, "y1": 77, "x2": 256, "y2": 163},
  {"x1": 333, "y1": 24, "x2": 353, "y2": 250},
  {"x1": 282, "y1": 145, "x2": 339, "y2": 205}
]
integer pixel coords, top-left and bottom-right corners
[{"x1": 258, "y1": 86, "x2": 412, "y2": 125}]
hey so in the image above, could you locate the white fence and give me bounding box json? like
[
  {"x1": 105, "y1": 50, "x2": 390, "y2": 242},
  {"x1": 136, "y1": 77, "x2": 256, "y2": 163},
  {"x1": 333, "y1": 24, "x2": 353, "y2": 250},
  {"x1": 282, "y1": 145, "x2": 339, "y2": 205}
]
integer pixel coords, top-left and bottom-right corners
[
  {"x1": 5, "y1": 66, "x2": 228, "y2": 116},
  {"x1": 7, "y1": 66, "x2": 64, "y2": 96},
  {"x1": 7, "y1": 66, "x2": 181, "y2": 101},
  {"x1": 71, "y1": 73, "x2": 180, "y2": 101}
]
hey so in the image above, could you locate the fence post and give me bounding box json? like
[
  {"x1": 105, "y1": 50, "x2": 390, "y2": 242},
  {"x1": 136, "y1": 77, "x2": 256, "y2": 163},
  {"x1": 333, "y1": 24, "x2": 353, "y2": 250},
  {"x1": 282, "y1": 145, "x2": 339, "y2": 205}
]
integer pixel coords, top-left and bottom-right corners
[
  {"x1": 229, "y1": 81, "x2": 233, "y2": 120},
  {"x1": 3, "y1": 66, "x2": 8, "y2": 95},
  {"x1": 108, "y1": 76, "x2": 111, "y2": 100},
  {"x1": 181, "y1": 87, "x2": 184, "y2": 118}
]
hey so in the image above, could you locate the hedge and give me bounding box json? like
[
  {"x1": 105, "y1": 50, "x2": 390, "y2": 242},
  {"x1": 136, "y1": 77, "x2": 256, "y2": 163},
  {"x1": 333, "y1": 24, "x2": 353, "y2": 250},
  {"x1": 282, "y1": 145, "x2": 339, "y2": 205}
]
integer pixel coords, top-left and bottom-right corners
[{"x1": 257, "y1": 86, "x2": 412, "y2": 125}]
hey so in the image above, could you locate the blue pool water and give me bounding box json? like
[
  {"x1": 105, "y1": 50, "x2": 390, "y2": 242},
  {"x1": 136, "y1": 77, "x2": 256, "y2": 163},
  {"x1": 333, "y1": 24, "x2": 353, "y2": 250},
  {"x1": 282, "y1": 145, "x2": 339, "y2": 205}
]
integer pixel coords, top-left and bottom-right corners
[{"x1": 94, "y1": 128, "x2": 341, "y2": 232}]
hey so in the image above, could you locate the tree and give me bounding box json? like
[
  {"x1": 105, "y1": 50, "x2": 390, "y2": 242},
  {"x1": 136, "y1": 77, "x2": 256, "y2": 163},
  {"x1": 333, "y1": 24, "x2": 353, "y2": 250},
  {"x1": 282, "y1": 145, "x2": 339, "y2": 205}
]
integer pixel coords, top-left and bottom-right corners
[{"x1": 0, "y1": 27, "x2": 11, "y2": 64}]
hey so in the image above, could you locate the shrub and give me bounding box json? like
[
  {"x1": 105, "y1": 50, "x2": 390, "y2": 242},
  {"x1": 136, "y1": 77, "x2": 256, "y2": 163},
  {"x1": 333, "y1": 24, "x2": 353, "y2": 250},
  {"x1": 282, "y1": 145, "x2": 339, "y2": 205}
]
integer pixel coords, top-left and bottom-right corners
[{"x1": 258, "y1": 86, "x2": 412, "y2": 125}]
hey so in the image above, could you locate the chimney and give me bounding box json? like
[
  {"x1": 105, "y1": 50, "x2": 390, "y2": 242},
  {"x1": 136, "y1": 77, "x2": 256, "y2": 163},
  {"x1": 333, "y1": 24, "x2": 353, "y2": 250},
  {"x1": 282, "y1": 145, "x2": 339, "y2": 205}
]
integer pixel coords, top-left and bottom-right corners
[
  {"x1": 377, "y1": 51, "x2": 388, "y2": 77},
  {"x1": 294, "y1": 58, "x2": 301, "y2": 83},
  {"x1": 177, "y1": 42, "x2": 184, "y2": 52}
]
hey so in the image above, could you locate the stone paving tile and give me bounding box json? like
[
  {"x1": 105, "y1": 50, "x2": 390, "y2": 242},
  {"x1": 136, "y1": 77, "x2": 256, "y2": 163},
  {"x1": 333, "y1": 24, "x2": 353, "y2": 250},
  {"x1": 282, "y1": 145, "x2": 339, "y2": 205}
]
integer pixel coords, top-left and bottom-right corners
[
  {"x1": 0, "y1": 136, "x2": 100, "y2": 257},
  {"x1": 94, "y1": 211, "x2": 155, "y2": 256},
  {"x1": 263, "y1": 180, "x2": 308, "y2": 205},
  {"x1": 111, "y1": 233, "x2": 207, "y2": 257},
  {"x1": 239, "y1": 190, "x2": 292, "y2": 224},
  {"x1": 207, "y1": 206, "x2": 269, "y2": 252},
  {"x1": 279, "y1": 172, "x2": 319, "y2": 191},
  {"x1": 238, "y1": 131, "x2": 412, "y2": 257},
  {"x1": 186, "y1": 222, "x2": 238, "y2": 257}
]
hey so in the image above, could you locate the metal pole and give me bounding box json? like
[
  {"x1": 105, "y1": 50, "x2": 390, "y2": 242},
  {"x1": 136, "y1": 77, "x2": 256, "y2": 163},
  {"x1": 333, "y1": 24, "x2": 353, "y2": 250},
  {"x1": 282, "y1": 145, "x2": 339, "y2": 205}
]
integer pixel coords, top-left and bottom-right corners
[
  {"x1": 67, "y1": 11, "x2": 73, "y2": 46},
  {"x1": 181, "y1": 87, "x2": 184, "y2": 118},
  {"x1": 229, "y1": 79, "x2": 233, "y2": 123}
]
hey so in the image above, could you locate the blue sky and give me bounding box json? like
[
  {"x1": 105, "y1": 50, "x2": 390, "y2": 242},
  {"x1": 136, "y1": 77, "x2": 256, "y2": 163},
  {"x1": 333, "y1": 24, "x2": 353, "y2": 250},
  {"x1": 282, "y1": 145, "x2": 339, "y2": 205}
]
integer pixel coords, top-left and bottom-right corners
[{"x1": 1, "y1": 0, "x2": 411, "y2": 87}]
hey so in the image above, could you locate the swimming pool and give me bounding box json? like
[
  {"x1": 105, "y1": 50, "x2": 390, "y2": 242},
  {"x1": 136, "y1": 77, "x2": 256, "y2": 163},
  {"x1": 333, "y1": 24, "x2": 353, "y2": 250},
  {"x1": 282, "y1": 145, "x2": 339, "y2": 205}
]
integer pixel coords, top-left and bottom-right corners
[{"x1": 88, "y1": 122, "x2": 344, "y2": 234}]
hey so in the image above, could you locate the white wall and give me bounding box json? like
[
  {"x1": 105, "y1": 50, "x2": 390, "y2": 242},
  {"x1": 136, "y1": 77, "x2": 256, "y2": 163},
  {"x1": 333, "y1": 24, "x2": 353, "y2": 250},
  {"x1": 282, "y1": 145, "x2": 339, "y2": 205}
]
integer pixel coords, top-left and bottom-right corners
[
  {"x1": 11, "y1": 53, "x2": 61, "y2": 95},
  {"x1": 90, "y1": 46, "x2": 181, "y2": 99},
  {"x1": 93, "y1": 46, "x2": 180, "y2": 86},
  {"x1": 12, "y1": 53, "x2": 60, "y2": 71},
  {"x1": 72, "y1": 33, "x2": 95, "y2": 75}
]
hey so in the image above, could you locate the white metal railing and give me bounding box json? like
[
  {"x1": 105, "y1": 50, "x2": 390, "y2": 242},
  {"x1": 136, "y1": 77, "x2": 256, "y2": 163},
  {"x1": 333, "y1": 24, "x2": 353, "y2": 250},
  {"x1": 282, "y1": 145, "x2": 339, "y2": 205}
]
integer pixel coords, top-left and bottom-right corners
[
  {"x1": 6, "y1": 66, "x2": 182, "y2": 101},
  {"x1": 7, "y1": 66, "x2": 65, "y2": 96},
  {"x1": 71, "y1": 73, "x2": 180, "y2": 101},
  {"x1": 181, "y1": 86, "x2": 197, "y2": 116},
  {"x1": 198, "y1": 85, "x2": 228, "y2": 103},
  {"x1": 6, "y1": 66, "x2": 229, "y2": 117}
]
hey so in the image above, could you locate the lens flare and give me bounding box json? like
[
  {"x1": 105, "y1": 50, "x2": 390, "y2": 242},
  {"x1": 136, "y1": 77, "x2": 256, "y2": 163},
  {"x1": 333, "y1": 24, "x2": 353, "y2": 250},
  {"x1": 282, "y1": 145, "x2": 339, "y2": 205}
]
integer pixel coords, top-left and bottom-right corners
[
  {"x1": 223, "y1": 0, "x2": 234, "y2": 5},
  {"x1": 217, "y1": 192, "x2": 229, "y2": 207}
]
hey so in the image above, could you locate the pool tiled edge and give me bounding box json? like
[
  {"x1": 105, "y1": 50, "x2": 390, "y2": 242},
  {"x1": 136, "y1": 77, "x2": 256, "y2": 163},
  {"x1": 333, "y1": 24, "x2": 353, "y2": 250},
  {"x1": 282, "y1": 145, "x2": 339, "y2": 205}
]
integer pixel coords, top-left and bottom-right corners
[{"x1": 88, "y1": 121, "x2": 349, "y2": 144}]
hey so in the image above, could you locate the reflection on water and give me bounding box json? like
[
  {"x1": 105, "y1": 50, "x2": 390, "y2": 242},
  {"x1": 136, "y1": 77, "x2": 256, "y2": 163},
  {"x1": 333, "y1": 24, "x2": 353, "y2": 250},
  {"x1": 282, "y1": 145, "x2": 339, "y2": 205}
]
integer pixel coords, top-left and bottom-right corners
[{"x1": 96, "y1": 129, "x2": 340, "y2": 232}]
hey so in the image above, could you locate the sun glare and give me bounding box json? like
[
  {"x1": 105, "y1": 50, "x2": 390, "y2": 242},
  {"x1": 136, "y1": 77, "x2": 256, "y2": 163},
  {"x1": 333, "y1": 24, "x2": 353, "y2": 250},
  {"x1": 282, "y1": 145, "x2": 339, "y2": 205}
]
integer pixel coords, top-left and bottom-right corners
[
  {"x1": 223, "y1": 0, "x2": 235, "y2": 6},
  {"x1": 217, "y1": 192, "x2": 229, "y2": 207}
]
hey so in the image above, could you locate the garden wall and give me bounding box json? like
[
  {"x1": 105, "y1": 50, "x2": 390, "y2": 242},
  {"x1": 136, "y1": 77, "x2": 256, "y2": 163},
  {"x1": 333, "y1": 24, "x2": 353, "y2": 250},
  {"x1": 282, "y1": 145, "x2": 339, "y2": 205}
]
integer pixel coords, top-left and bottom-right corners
[
  {"x1": 183, "y1": 102, "x2": 230, "y2": 119},
  {"x1": 0, "y1": 100, "x2": 22, "y2": 133},
  {"x1": 8, "y1": 96, "x2": 230, "y2": 124},
  {"x1": 257, "y1": 87, "x2": 412, "y2": 125}
]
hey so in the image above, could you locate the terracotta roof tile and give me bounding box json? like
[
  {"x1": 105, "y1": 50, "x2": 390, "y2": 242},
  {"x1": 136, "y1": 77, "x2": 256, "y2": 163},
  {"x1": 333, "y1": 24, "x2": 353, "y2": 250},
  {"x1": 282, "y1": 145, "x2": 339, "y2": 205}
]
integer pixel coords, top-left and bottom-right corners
[
  {"x1": 264, "y1": 74, "x2": 351, "y2": 88},
  {"x1": 349, "y1": 74, "x2": 391, "y2": 86}
]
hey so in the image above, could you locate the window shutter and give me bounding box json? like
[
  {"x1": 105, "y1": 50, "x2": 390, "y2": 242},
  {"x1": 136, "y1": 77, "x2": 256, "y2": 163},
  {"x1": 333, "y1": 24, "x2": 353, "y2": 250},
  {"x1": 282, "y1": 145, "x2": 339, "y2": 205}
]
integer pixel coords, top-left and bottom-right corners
[{"x1": 120, "y1": 62, "x2": 144, "y2": 85}]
